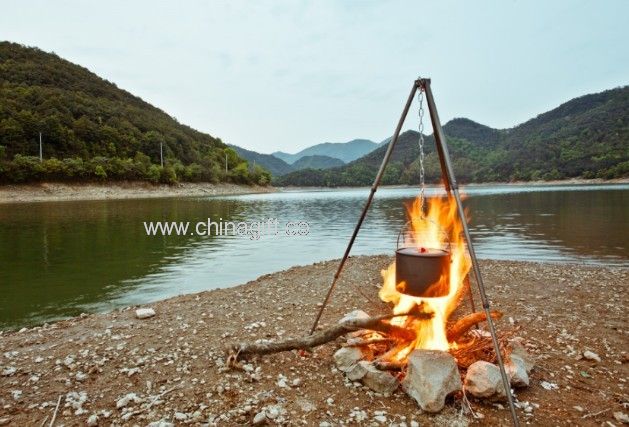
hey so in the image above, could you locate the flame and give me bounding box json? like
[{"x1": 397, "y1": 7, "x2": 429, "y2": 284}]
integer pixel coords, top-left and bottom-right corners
[{"x1": 378, "y1": 192, "x2": 472, "y2": 361}]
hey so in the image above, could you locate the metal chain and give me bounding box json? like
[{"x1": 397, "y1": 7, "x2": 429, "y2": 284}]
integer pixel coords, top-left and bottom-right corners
[{"x1": 417, "y1": 80, "x2": 426, "y2": 214}]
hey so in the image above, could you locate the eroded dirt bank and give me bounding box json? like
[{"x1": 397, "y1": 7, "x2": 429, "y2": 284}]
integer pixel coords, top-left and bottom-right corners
[{"x1": 0, "y1": 257, "x2": 627, "y2": 426}]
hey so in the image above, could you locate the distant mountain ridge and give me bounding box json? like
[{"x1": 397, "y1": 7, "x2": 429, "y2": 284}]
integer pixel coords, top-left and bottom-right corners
[
  {"x1": 291, "y1": 155, "x2": 344, "y2": 170},
  {"x1": 230, "y1": 147, "x2": 344, "y2": 175},
  {"x1": 276, "y1": 86, "x2": 629, "y2": 186},
  {"x1": 229, "y1": 145, "x2": 293, "y2": 176},
  {"x1": 272, "y1": 138, "x2": 378, "y2": 164}
]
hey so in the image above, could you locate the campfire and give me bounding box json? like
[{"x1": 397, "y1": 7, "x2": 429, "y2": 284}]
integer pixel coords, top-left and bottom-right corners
[
  {"x1": 230, "y1": 193, "x2": 534, "y2": 416},
  {"x1": 380, "y1": 193, "x2": 473, "y2": 357}
]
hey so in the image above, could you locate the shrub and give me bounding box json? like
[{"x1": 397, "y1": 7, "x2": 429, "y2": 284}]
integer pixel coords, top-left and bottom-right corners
[{"x1": 94, "y1": 165, "x2": 107, "y2": 180}]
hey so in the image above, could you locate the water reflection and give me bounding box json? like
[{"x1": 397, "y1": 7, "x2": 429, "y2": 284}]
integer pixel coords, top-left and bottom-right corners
[{"x1": 0, "y1": 183, "x2": 627, "y2": 329}]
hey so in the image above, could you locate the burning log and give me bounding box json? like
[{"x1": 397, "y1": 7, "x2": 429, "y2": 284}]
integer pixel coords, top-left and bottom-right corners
[
  {"x1": 446, "y1": 311, "x2": 503, "y2": 342},
  {"x1": 373, "y1": 360, "x2": 405, "y2": 371},
  {"x1": 229, "y1": 312, "x2": 431, "y2": 361}
]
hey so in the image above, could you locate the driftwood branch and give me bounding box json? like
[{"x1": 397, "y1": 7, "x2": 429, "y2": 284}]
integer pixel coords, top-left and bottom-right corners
[
  {"x1": 446, "y1": 311, "x2": 503, "y2": 342},
  {"x1": 230, "y1": 312, "x2": 431, "y2": 360}
]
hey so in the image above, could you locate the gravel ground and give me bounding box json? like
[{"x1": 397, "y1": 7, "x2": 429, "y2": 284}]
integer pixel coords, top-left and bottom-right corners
[
  {"x1": 0, "y1": 257, "x2": 627, "y2": 426},
  {"x1": 0, "y1": 182, "x2": 273, "y2": 204}
]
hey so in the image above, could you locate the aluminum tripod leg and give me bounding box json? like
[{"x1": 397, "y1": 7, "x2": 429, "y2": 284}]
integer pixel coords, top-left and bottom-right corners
[
  {"x1": 423, "y1": 79, "x2": 520, "y2": 427},
  {"x1": 309, "y1": 81, "x2": 418, "y2": 334}
]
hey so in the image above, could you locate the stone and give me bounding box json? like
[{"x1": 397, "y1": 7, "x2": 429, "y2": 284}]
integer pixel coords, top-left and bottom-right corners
[
  {"x1": 333, "y1": 347, "x2": 364, "y2": 372},
  {"x1": 506, "y1": 354, "x2": 529, "y2": 387},
  {"x1": 147, "y1": 421, "x2": 175, "y2": 427},
  {"x1": 348, "y1": 361, "x2": 399, "y2": 395},
  {"x1": 252, "y1": 411, "x2": 267, "y2": 425},
  {"x1": 116, "y1": 392, "x2": 143, "y2": 409},
  {"x1": 339, "y1": 310, "x2": 369, "y2": 324},
  {"x1": 613, "y1": 411, "x2": 629, "y2": 424},
  {"x1": 509, "y1": 339, "x2": 535, "y2": 373},
  {"x1": 540, "y1": 381, "x2": 558, "y2": 390},
  {"x1": 135, "y1": 308, "x2": 156, "y2": 319},
  {"x1": 402, "y1": 350, "x2": 462, "y2": 412},
  {"x1": 583, "y1": 350, "x2": 601, "y2": 362},
  {"x1": 86, "y1": 414, "x2": 98, "y2": 426},
  {"x1": 464, "y1": 361, "x2": 506, "y2": 399}
]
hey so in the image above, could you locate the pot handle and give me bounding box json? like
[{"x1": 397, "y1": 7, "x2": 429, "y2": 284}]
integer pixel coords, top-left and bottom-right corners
[{"x1": 396, "y1": 218, "x2": 451, "y2": 251}]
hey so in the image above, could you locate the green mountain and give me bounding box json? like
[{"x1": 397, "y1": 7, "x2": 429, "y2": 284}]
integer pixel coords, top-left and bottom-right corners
[
  {"x1": 291, "y1": 154, "x2": 344, "y2": 170},
  {"x1": 232, "y1": 147, "x2": 345, "y2": 175},
  {"x1": 229, "y1": 144, "x2": 293, "y2": 176},
  {"x1": 0, "y1": 42, "x2": 269, "y2": 185},
  {"x1": 272, "y1": 138, "x2": 377, "y2": 164},
  {"x1": 276, "y1": 86, "x2": 629, "y2": 186}
]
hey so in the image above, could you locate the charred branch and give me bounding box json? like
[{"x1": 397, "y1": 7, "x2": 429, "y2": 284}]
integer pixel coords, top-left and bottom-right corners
[{"x1": 230, "y1": 312, "x2": 431, "y2": 360}]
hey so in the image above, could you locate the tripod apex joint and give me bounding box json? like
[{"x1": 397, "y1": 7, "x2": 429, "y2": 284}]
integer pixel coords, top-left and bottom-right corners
[{"x1": 415, "y1": 77, "x2": 431, "y2": 88}]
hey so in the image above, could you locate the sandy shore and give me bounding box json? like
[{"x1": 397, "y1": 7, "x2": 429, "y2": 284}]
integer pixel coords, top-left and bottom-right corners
[
  {"x1": 0, "y1": 257, "x2": 626, "y2": 426},
  {"x1": 0, "y1": 182, "x2": 275, "y2": 204}
]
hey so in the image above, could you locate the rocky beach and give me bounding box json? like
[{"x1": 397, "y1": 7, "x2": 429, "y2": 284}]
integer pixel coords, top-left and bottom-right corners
[{"x1": 0, "y1": 256, "x2": 627, "y2": 426}]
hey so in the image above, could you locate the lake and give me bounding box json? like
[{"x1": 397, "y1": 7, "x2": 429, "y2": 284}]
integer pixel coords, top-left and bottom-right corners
[{"x1": 1, "y1": 183, "x2": 627, "y2": 329}]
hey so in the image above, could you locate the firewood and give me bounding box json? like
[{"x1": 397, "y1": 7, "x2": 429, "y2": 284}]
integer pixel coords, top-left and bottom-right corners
[
  {"x1": 446, "y1": 311, "x2": 503, "y2": 342},
  {"x1": 373, "y1": 360, "x2": 405, "y2": 371},
  {"x1": 344, "y1": 337, "x2": 395, "y2": 347},
  {"x1": 230, "y1": 312, "x2": 431, "y2": 360}
]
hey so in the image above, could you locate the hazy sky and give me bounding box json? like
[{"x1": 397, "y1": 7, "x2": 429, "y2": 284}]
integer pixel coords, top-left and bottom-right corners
[{"x1": 1, "y1": 1, "x2": 627, "y2": 153}]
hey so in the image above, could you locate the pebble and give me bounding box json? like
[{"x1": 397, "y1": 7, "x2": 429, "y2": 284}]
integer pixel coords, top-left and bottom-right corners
[
  {"x1": 252, "y1": 411, "x2": 267, "y2": 425},
  {"x1": 86, "y1": 414, "x2": 98, "y2": 426},
  {"x1": 540, "y1": 381, "x2": 559, "y2": 390},
  {"x1": 135, "y1": 307, "x2": 156, "y2": 319},
  {"x1": 583, "y1": 350, "x2": 601, "y2": 362}
]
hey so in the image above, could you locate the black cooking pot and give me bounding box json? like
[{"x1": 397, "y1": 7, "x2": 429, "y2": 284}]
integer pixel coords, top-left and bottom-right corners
[{"x1": 395, "y1": 247, "x2": 451, "y2": 297}]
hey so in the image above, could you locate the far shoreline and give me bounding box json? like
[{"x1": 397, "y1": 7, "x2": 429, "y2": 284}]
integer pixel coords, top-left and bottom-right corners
[
  {"x1": 276, "y1": 177, "x2": 629, "y2": 192},
  {"x1": 0, "y1": 177, "x2": 626, "y2": 204},
  {"x1": 0, "y1": 181, "x2": 275, "y2": 204}
]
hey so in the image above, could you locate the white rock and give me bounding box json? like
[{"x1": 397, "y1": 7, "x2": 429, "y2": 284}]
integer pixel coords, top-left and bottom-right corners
[
  {"x1": 402, "y1": 350, "x2": 462, "y2": 412},
  {"x1": 339, "y1": 310, "x2": 369, "y2": 324},
  {"x1": 174, "y1": 412, "x2": 187, "y2": 421},
  {"x1": 583, "y1": 350, "x2": 601, "y2": 363},
  {"x1": 347, "y1": 361, "x2": 399, "y2": 396},
  {"x1": 540, "y1": 381, "x2": 558, "y2": 391},
  {"x1": 252, "y1": 411, "x2": 267, "y2": 425},
  {"x1": 1, "y1": 367, "x2": 16, "y2": 376},
  {"x1": 266, "y1": 406, "x2": 280, "y2": 419},
  {"x1": 614, "y1": 411, "x2": 629, "y2": 424},
  {"x1": 464, "y1": 361, "x2": 506, "y2": 399},
  {"x1": 135, "y1": 308, "x2": 156, "y2": 319},
  {"x1": 506, "y1": 354, "x2": 529, "y2": 387},
  {"x1": 509, "y1": 339, "x2": 535, "y2": 373},
  {"x1": 147, "y1": 420, "x2": 175, "y2": 427},
  {"x1": 333, "y1": 347, "x2": 364, "y2": 372},
  {"x1": 86, "y1": 414, "x2": 98, "y2": 426},
  {"x1": 373, "y1": 414, "x2": 387, "y2": 423},
  {"x1": 116, "y1": 392, "x2": 143, "y2": 408}
]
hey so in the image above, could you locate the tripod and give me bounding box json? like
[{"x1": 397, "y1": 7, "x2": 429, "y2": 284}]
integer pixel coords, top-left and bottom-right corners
[{"x1": 309, "y1": 78, "x2": 519, "y2": 426}]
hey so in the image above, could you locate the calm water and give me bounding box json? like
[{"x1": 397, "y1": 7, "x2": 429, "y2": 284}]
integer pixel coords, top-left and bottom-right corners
[{"x1": 1, "y1": 184, "x2": 627, "y2": 329}]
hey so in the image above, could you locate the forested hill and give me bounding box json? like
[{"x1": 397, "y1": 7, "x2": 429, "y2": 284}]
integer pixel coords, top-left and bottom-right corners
[
  {"x1": 276, "y1": 86, "x2": 629, "y2": 186},
  {"x1": 0, "y1": 42, "x2": 269, "y2": 184}
]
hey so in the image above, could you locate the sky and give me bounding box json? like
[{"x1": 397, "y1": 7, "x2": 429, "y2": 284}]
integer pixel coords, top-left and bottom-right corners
[{"x1": 1, "y1": 1, "x2": 627, "y2": 154}]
